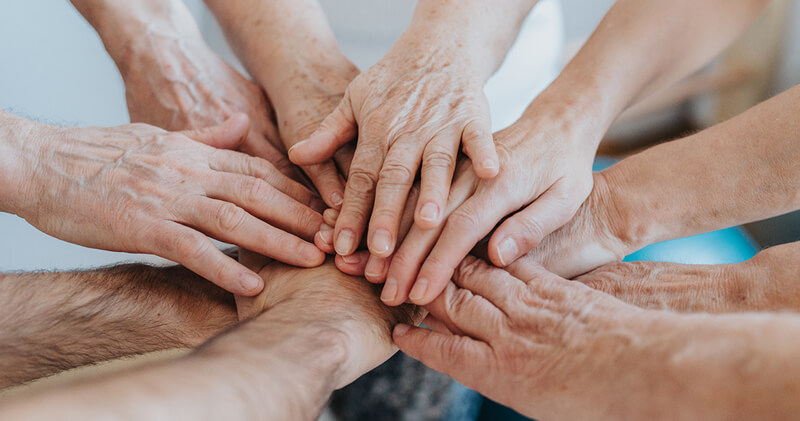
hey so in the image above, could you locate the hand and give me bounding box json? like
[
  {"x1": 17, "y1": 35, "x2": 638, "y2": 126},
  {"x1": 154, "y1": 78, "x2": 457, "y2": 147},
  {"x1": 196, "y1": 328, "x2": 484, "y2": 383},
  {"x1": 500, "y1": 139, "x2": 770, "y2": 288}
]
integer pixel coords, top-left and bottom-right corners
[
  {"x1": 386, "y1": 110, "x2": 600, "y2": 305},
  {"x1": 576, "y1": 242, "x2": 800, "y2": 313},
  {"x1": 268, "y1": 58, "x2": 360, "y2": 208},
  {"x1": 289, "y1": 34, "x2": 500, "y2": 260},
  {"x1": 393, "y1": 257, "x2": 648, "y2": 420},
  {"x1": 14, "y1": 115, "x2": 324, "y2": 295},
  {"x1": 117, "y1": 23, "x2": 295, "y2": 176},
  {"x1": 236, "y1": 258, "x2": 424, "y2": 388}
]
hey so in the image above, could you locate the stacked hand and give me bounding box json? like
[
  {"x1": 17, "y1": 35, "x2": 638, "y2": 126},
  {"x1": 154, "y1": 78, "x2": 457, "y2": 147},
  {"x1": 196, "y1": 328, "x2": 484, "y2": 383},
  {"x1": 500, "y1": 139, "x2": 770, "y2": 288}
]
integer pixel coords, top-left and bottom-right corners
[{"x1": 11, "y1": 115, "x2": 324, "y2": 296}]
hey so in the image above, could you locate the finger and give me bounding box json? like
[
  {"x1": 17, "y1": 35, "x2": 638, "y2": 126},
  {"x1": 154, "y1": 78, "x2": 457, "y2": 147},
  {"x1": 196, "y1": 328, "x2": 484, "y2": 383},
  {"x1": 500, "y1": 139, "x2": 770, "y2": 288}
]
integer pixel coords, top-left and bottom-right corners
[
  {"x1": 368, "y1": 138, "x2": 424, "y2": 257},
  {"x1": 323, "y1": 208, "x2": 340, "y2": 227},
  {"x1": 410, "y1": 192, "x2": 509, "y2": 305},
  {"x1": 239, "y1": 248, "x2": 272, "y2": 273},
  {"x1": 205, "y1": 172, "x2": 323, "y2": 241},
  {"x1": 209, "y1": 150, "x2": 318, "y2": 207},
  {"x1": 414, "y1": 134, "x2": 460, "y2": 230},
  {"x1": 423, "y1": 314, "x2": 454, "y2": 335},
  {"x1": 364, "y1": 255, "x2": 390, "y2": 284},
  {"x1": 334, "y1": 251, "x2": 369, "y2": 276},
  {"x1": 236, "y1": 129, "x2": 300, "y2": 180},
  {"x1": 181, "y1": 198, "x2": 325, "y2": 268},
  {"x1": 453, "y1": 256, "x2": 526, "y2": 310},
  {"x1": 461, "y1": 118, "x2": 498, "y2": 179},
  {"x1": 288, "y1": 95, "x2": 357, "y2": 165},
  {"x1": 488, "y1": 183, "x2": 578, "y2": 268},
  {"x1": 332, "y1": 143, "x2": 357, "y2": 177},
  {"x1": 302, "y1": 160, "x2": 346, "y2": 208},
  {"x1": 334, "y1": 137, "x2": 385, "y2": 256},
  {"x1": 423, "y1": 281, "x2": 504, "y2": 341},
  {"x1": 183, "y1": 113, "x2": 249, "y2": 150},
  {"x1": 150, "y1": 221, "x2": 264, "y2": 296},
  {"x1": 315, "y1": 223, "x2": 335, "y2": 254},
  {"x1": 393, "y1": 323, "x2": 491, "y2": 388},
  {"x1": 383, "y1": 162, "x2": 479, "y2": 306}
]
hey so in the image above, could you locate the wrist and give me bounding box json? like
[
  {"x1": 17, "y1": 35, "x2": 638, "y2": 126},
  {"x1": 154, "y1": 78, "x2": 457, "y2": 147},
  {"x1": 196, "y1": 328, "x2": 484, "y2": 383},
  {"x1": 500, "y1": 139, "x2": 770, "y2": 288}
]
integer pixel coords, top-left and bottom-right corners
[
  {"x1": 0, "y1": 113, "x2": 44, "y2": 216},
  {"x1": 84, "y1": 0, "x2": 203, "y2": 76}
]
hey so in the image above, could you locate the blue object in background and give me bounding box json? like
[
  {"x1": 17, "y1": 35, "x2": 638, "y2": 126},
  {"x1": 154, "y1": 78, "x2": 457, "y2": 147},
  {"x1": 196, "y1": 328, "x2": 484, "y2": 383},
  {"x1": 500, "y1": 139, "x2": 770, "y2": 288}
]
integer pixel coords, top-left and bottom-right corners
[{"x1": 474, "y1": 157, "x2": 760, "y2": 421}]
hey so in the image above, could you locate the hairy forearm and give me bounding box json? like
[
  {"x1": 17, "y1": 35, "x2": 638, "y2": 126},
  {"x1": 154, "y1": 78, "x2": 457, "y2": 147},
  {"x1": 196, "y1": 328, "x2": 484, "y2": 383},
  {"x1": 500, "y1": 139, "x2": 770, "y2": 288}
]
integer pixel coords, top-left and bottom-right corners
[
  {"x1": 523, "y1": 0, "x2": 768, "y2": 148},
  {"x1": 0, "y1": 264, "x2": 236, "y2": 388},
  {"x1": 597, "y1": 312, "x2": 800, "y2": 420},
  {"x1": 204, "y1": 0, "x2": 356, "y2": 110},
  {"x1": 606, "y1": 85, "x2": 800, "y2": 251}
]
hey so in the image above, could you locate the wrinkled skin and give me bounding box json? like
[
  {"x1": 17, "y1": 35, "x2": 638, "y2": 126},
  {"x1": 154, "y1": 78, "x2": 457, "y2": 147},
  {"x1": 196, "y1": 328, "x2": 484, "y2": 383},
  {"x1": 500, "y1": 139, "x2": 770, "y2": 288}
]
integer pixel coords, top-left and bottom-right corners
[
  {"x1": 119, "y1": 28, "x2": 295, "y2": 177},
  {"x1": 576, "y1": 242, "x2": 800, "y2": 313},
  {"x1": 15, "y1": 116, "x2": 324, "y2": 296},
  {"x1": 236, "y1": 259, "x2": 424, "y2": 389},
  {"x1": 393, "y1": 257, "x2": 645, "y2": 420},
  {"x1": 289, "y1": 40, "x2": 500, "y2": 261},
  {"x1": 391, "y1": 113, "x2": 599, "y2": 305}
]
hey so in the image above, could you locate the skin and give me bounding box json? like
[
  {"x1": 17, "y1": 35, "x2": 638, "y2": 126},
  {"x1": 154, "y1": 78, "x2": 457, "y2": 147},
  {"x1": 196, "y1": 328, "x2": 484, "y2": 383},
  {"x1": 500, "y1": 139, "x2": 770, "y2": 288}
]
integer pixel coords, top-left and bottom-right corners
[
  {"x1": 204, "y1": 0, "x2": 361, "y2": 208},
  {"x1": 289, "y1": 0, "x2": 544, "y2": 260},
  {"x1": 394, "y1": 258, "x2": 800, "y2": 420},
  {"x1": 575, "y1": 241, "x2": 800, "y2": 313},
  {"x1": 0, "y1": 263, "x2": 236, "y2": 389},
  {"x1": 0, "y1": 259, "x2": 422, "y2": 420},
  {"x1": 70, "y1": 0, "x2": 296, "y2": 176},
  {"x1": 385, "y1": 0, "x2": 771, "y2": 306},
  {"x1": 0, "y1": 111, "x2": 325, "y2": 296},
  {"x1": 508, "y1": 83, "x2": 800, "y2": 281}
]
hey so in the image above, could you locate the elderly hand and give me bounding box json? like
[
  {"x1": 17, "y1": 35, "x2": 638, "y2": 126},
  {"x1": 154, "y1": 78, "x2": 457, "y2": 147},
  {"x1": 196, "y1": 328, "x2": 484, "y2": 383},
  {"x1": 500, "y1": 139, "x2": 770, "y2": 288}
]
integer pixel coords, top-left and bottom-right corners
[
  {"x1": 384, "y1": 107, "x2": 600, "y2": 305},
  {"x1": 576, "y1": 242, "x2": 800, "y2": 313},
  {"x1": 10, "y1": 115, "x2": 324, "y2": 295},
  {"x1": 115, "y1": 15, "x2": 295, "y2": 177},
  {"x1": 393, "y1": 257, "x2": 648, "y2": 419},
  {"x1": 236, "y1": 258, "x2": 424, "y2": 388},
  {"x1": 289, "y1": 26, "x2": 501, "y2": 260}
]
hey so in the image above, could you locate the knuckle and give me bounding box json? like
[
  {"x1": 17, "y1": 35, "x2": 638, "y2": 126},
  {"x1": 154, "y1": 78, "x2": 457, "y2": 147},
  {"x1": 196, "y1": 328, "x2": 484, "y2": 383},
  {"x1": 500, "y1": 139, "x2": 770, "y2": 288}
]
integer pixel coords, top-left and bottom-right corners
[
  {"x1": 242, "y1": 178, "x2": 271, "y2": 203},
  {"x1": 379, "y1": 161, "x2": 414, "y2": 187},
  {"x1": 175, "y1": 232, "x2": 209, "y2": 262},
  {"x1": 423, "y1": 149, "x2": 456, "y2": 172},
  {"x1": 216, "y1": 202, "x2": 247, "y2": 232},
  {"x1": 448, "y1": 210, "x2": 481, "y2": 231},
  {"x1": 517, "y1": 217, "x2": 546, "y2": 247},
  {"x1": 447, "y1": 288, "x2": 474, "y2": 318},
  {"x1": 346, "y1": 169, "x2": 379, "y2": 195},
  {"x1": 453, "y1": 256, "x2": 483, "y2": 282}
]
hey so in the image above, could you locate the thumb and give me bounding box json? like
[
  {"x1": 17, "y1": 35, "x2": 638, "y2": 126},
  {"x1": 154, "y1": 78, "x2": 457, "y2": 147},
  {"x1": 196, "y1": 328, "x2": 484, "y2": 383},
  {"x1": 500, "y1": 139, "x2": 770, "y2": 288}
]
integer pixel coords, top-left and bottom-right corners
[
  {"x1": 183, "y1": 113, "x2": 250, "y2": 149},
  {"x1": 488, "y1": 186, "x2": 576, "y2": 268},
  {"x1": 288, "y1": 95, "x2": 357, "y2": 165}
]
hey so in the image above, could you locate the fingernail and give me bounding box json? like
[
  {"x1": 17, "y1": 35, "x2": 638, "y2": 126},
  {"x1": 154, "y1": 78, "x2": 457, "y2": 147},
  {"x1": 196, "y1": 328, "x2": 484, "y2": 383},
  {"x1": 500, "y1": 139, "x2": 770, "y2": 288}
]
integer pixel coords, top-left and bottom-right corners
[
  {"x1": 382, "y1": 278, "x2": 398, "y2": 302},
  {"x1": 481, "y1": 158, "x2": 497, "y2": 170},
  {"x1": 289, "y1": 139, "x2": 309, "y2": 153},
  {"x1": 409, "y1": 278, "x2": 429, "y2": 302},
  {"x1": 394, "y1": 324, "x2": 410, "y2": 336},
  {"x1": 365, "y1": 257, "x2": 387, "y2": 279},
  {"x1": 330, "y1": 191, "x2": 343, "y2": 207},
  {"x1": 370, "y1": 229, "x2": 393, "y2": 256},
  {"x1": 496, "y1": 237, "x2": 519, "y2": 266},
  {"x1": 335, "y1": 229, "x2": 357, "y2": 255},
  {"x1": 318, "y1": 226, "x2": 333, "y2": 246},
  {"x1": 240, "y1": 272, "x2": 263, "y2": 293},
  {"x1": 418, "y1": 202, "x2": 440, "y2": 223},
  {"x1": 341, "y1": 253, "x2": 361, "y2": 265}
]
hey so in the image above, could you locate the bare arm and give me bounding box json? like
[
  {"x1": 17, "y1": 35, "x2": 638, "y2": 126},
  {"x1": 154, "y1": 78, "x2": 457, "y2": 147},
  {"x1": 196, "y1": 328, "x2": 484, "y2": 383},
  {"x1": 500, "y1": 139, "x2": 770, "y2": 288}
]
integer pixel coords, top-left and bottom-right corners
[
  {"x1": 0, "y1": 264, "x2": 237, "y2": 389},
  {"x1": 396, "y1": 259, "x2": 800, "y2": 420},
  {"x1": 509, "y1": 83, "x2": 800, "y2": 279},
  {"x1": 0, "y1": 260, "x2": 422, "y2": 420}
]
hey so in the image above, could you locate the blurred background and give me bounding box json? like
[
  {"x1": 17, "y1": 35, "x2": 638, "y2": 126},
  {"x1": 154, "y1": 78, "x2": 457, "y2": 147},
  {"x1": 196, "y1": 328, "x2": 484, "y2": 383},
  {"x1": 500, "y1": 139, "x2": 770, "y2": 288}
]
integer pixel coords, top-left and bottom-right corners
[{"x1": 0, "y1": 0, "x2": 799, "y2": 417}]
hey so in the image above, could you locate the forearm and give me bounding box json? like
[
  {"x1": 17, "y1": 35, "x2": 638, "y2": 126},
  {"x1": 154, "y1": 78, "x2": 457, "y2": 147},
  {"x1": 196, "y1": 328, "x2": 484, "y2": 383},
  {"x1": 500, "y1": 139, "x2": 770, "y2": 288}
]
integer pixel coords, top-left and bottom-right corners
[
  {"x1": 204, "y1": 0, "x2": 357, "y2": 111},
  {"x1": 70, "y1": 0, "x2": 204, "y2": 77},
  {"x1": 0, "y1": 111, "x2": 37, "y2": 215},
  {"x1": 0, "y1": 264, "x2": 236, "y2": 388},
  {"x1": 596, "y1": 312, "x2": 800, "y2": 419},
  {"x1": 402, "y1": 0, "x2": 540, "y2": 81},
  {"x1": 522, "y1": 0, "x2": 769, "y2": 150},
  {"x1": 605, "y1": 85, "x2": 800, "y2": 250}
]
